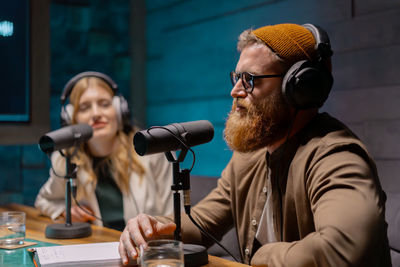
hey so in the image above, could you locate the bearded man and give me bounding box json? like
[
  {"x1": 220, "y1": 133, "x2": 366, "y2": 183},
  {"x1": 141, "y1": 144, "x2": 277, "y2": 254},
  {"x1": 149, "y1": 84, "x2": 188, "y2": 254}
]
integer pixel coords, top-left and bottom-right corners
[{"x1": 118, "y1": 23, "x2": 391, "y2": 267}]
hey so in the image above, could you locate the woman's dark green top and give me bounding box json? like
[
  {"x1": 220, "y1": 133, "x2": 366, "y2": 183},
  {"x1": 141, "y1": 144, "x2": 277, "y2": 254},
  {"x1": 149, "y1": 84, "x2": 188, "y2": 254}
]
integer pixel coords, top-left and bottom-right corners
[{"x1": 93, "y1": 157, "x2": 125, "y2": 231}]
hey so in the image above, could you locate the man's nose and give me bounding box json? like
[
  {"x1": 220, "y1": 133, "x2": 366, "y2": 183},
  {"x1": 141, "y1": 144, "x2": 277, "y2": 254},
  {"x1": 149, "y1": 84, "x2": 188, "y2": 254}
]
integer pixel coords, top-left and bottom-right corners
[{"x1": 230, "y1": 81, "x2": 248, "y2": 99}]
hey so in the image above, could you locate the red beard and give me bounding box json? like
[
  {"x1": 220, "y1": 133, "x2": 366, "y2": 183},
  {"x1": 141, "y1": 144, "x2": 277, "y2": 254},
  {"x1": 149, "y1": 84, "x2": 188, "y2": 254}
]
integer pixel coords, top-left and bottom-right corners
[{"x1": 224, "y1": 89, "x2": 292, "y2": 152}]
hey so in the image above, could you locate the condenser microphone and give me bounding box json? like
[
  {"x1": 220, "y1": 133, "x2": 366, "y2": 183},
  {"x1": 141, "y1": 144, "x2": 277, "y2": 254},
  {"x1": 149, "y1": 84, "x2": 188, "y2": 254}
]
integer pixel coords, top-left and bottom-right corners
[
  {"x1": 38, "y1": 123, "x2": 93, "y2": 153},
  {"x1": 133, "y1": 120, "x2": 214, "y2": 156}
]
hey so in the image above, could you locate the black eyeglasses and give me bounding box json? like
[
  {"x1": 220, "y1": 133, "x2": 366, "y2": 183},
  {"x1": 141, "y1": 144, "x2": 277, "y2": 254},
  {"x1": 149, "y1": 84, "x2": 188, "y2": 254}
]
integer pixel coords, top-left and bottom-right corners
[{"x1": 230, "y1": 71, "x2": 284, "y2": 93}]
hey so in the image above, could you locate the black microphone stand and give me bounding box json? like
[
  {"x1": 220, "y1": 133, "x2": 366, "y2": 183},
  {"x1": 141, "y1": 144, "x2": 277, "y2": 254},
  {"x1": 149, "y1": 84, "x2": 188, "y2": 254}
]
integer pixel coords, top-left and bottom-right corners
[
  {"x1": 164, "y1": 150, "x2": 208, "y2": 267},
  {"x1": 45, "y1": 151, "x2": 92, "y2": 239}
]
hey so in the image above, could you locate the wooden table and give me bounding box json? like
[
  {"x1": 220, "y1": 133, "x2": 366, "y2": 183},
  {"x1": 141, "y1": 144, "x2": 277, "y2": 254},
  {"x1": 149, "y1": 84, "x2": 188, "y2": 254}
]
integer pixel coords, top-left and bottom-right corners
[{"x1": 0, "y1": 204, "x2": 249, "y2": 267}]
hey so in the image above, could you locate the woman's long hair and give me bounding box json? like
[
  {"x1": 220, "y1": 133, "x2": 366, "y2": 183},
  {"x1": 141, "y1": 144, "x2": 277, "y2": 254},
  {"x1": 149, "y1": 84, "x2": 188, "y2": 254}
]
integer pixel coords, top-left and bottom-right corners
[{"x1": 68, "y1": 77, "x2": 145, "y2": 193}]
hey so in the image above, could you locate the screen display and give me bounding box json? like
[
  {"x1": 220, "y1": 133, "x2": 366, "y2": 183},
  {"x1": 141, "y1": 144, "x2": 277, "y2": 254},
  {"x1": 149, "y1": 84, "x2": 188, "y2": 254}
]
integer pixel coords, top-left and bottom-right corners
[{"x1": 0, "y1": 1, "x2": 30, "y2": 122}]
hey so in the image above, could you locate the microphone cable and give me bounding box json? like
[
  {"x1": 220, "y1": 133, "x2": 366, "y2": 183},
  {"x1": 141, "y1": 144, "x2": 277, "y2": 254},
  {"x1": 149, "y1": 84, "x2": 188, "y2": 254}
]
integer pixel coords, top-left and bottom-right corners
[
  {"x1": 391, "y1": 246, "x2": 400, "y2": 254},
  {"x1": 153, "y1": 126, "x2": 241, "y2": 263},
  {"x1": 147, "y1": 126, "x2": 196, "y2": 171},
  {"x1": 185, "y1": 208, "x2": 240, "y2": 262},
  {"x1": 71, "y1": 193, "x2": 112, "y2": 229}
]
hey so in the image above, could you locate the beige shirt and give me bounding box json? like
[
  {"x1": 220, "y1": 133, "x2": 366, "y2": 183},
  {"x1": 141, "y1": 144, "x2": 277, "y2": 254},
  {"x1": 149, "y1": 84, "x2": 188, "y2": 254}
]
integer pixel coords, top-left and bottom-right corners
[
  {"x1": 35, "y1": 151, "x2": 174, "y2": 226},
  {"x1": 159, "y1": 113, "x2": 391, "y2": 267}
]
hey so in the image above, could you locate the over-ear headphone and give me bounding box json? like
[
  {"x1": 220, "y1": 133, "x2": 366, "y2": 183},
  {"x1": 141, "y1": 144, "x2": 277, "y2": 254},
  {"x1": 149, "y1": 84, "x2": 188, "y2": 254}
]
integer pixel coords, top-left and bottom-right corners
[
  {"x1": 60, "y1": 71, "x2": 132, "y2": 133},
  {"x1": 282, "y1": 23, "x2": 334, "y2": 110}
]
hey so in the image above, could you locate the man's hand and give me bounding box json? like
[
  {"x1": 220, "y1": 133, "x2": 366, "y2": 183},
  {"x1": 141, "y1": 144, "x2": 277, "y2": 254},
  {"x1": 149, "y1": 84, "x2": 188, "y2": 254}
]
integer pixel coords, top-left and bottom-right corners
[
  {"x1": 62, "y1": 205, "x2": 96, "y2": 222},
  {"x1": 118, "y1": 213, "x2": 176, "y2": 265}
]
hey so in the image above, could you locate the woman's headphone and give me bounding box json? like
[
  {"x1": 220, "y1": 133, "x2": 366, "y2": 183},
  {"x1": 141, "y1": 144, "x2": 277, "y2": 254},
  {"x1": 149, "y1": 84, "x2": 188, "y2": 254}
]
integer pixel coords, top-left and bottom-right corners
[
  {"x1": 281, "y1": 23, "x2": 334, "y2": 110},
  {"x1": 60, "y1": 71, "x2": 132, "y2": 133}
]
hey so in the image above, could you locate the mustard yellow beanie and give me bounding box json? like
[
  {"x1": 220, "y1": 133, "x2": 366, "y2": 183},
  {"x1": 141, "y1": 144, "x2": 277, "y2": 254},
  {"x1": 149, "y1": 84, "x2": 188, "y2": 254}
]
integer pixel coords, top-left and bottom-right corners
[{"x1": 252, "y1": 23, "x2": 317, "y2": 65}]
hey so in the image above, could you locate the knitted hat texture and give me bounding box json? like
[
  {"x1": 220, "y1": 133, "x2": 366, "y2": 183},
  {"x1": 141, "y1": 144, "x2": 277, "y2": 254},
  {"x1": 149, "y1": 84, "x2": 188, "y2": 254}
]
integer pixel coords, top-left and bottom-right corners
[{"x1": 252, "y1": 23, "x2": 317, "y2": 65}]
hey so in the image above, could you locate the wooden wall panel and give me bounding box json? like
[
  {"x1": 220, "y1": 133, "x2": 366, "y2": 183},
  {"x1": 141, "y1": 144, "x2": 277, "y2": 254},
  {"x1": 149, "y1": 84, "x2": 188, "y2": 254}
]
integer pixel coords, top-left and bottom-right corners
[
  {"x1": 376, "y1": 160, "x2": 400, "y2": 194},
  {"x1": 327, "y1": 9, "x2": 400, "y2": 52},
  {"x1": 323, "y1": 86, "x2": 400, "y2": 123},
  {"x1": 354, "y1": 0, "x2": 400, "y2": 16},
  {"x1": 364, "y1": 119, "x2": 400, "y2": 159},
  {"x1": 333, "y1": 46, "x2": 400, "y2": 90}
]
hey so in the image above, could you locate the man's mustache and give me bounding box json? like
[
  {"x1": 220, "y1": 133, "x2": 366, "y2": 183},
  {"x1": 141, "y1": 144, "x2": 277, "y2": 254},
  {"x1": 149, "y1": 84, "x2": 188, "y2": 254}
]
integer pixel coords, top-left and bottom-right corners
[{"x1": 233, "y1": 98, "x2": 251, "y2": 110}]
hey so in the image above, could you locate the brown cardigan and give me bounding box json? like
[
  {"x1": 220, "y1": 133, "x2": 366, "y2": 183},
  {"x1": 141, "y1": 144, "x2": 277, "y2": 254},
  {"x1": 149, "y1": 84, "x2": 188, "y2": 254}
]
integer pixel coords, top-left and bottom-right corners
[{"x1": 159, "y1": 113, "x2": 391, "y2": 266}]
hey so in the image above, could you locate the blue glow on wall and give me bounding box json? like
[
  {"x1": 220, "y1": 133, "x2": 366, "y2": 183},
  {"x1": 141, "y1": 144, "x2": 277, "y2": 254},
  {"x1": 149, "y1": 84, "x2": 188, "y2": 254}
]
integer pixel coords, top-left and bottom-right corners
[
  {"x1": 0, "y1": 21, "x2": 13, "y2": 37},
  {"x1": 0, "y1": 1, "x2": 30, "y2": 122}
]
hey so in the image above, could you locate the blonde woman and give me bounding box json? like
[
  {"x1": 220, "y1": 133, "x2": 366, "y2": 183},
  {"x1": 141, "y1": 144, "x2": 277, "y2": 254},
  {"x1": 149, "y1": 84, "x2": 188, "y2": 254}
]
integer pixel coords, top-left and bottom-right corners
[{"x1": 35, "y1": 71, "x2": 173, "y2": 231}]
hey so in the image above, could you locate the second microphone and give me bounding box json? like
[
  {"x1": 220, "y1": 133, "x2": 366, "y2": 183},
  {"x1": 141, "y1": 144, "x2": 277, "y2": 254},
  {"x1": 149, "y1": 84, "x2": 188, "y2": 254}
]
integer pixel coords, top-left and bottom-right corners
[{"x1": 133, "y1": 120, "x2": 214, "y2": 156}]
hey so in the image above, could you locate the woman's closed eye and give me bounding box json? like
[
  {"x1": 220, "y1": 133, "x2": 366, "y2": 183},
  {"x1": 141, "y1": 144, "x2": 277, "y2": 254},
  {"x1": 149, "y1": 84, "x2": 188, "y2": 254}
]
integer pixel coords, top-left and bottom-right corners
[
  {"x1": 78, "y1": 102, "x2": 90, "y2": 112},
  {"x1": 98, "y1": 99, "x2": 112, "y2": 108}
]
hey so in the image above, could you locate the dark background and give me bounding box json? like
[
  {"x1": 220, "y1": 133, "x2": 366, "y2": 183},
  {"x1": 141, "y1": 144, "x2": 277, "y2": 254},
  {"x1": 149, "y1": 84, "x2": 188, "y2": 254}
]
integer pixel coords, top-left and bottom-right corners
[{"x1": 0, "y1": 0, "x2": 29, "y2": 121}]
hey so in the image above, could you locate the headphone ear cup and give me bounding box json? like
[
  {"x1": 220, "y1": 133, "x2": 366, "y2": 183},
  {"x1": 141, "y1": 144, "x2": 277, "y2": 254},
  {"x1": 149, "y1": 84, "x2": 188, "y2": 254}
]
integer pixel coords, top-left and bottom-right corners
[
  {"x1": 112, "y1": 95, "x2": 132, "y2": 133},
  {"x1": 112, "y1": 96, "x2": 123, "y2": 130},
  {"x1": 282, "y1": 60, "x2": 332, "y2": 109},
  {"x1": 60, "y1": 104, "x2": 74, "y2": 126}
]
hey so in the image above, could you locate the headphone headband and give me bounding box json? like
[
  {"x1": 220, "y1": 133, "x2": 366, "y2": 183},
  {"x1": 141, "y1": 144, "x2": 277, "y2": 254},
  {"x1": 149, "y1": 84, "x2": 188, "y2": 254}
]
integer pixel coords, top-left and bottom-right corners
[
  {"x1": 60, "y1": 71, "x2": 118, "y2": 105},
  {"x1": 301, "y1": 23, "x2": 333, "y2": 61}
]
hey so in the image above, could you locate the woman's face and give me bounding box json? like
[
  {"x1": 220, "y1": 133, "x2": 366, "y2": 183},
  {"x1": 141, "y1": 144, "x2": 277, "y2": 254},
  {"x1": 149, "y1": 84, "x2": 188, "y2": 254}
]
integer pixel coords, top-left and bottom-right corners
[{"x1": 75, "y1": 85, "x2": 119, "y2": 141}]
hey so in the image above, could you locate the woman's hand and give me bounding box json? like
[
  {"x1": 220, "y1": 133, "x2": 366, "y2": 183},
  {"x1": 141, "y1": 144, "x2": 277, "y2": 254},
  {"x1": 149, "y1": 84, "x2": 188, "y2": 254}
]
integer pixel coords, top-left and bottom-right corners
[
  {"x1": 63, "y1": 205, "x2": 96, "y2": 222},
  {"x1": 118, "y1": 213, "x2": 176, "y2": 265}
]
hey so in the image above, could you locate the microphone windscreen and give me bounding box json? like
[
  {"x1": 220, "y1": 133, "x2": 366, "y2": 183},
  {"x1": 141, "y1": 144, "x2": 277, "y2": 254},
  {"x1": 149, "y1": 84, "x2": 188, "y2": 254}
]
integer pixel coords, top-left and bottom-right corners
[
  {"x1": 39, "y1": 123, "x2": 93, "y2": 153},
  {"x1": 134, "y1": 120, "x2": 214, "y2": 156}
]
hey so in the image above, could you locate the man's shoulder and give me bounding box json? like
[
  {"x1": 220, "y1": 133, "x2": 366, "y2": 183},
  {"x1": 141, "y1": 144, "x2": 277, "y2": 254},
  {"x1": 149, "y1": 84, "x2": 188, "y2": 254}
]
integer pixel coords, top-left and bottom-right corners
[
  {"x1": 296, "y1": 113, "x2": 373, "y2": 165},
  {"x1": 301, "y1": 112, "x2": 362, "y2": 146}
]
